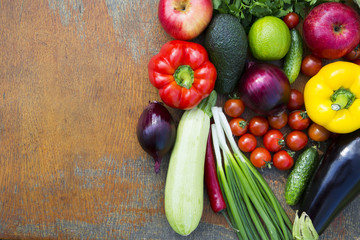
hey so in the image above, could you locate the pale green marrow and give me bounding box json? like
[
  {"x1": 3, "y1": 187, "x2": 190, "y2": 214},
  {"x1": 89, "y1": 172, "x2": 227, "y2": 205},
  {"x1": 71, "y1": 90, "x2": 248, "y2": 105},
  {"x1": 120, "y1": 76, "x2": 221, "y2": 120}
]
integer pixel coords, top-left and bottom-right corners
[
  {"x1": 165, "y1": 107, "x2": 210, "y2": 235},
  {"x1": 164, "y1": 91, "x2": 217, "y2": 236}
]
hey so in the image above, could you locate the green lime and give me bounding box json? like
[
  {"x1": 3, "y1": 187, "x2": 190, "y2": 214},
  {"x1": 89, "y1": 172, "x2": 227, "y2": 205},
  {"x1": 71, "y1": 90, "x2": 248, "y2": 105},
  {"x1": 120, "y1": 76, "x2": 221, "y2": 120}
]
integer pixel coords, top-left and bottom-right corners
[{"x1": 248, "y1": 16, "x2": 291, "y2": 61}]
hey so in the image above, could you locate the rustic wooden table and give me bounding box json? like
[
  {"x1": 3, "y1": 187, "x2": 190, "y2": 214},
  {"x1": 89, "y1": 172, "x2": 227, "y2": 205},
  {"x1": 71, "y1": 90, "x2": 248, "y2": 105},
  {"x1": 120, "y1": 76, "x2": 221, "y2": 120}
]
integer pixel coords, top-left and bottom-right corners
[{"x1": 0, "y1": 0, "x2": 359, "y2": 239}]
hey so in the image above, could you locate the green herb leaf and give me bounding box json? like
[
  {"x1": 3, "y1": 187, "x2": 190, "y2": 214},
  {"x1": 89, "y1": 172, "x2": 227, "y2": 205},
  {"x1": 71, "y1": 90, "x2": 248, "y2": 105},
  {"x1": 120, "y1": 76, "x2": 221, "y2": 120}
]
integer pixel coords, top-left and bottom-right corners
[
  {"x1": 212, "y1": 0, "x2": 223, "y2": 9},
  {"x1": 233, "y1": 0, "x2": 242, "y2": 9},
  {"x1": 273, "y1": 7, "x2": 293, "y2": 17},
  {"x1": 249, "y1": 3, "x2": 272, "y2": 17},
  {"x1": 213, "y1": 0, "x2": 342, "y2": 30},
  {"x1": 229, "y1": 4, "x2": 241, "y2": 17},
  {"x1": 307, "y1": 0, "x2": 319, "y2": 5},
  {"x1": 294, "y1": 2, "x2": 306, "y2": 18}
]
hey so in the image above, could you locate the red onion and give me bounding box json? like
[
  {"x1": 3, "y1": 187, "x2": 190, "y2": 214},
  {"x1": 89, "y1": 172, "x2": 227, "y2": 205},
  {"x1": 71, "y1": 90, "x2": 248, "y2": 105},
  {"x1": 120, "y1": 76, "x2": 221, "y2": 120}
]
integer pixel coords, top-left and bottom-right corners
[
  {"x1": 238, "y1": 62, "x2": 291, "y2": 116},
  {"x1": 136, "y1": 101, "x2": 176, "y2": 173}
]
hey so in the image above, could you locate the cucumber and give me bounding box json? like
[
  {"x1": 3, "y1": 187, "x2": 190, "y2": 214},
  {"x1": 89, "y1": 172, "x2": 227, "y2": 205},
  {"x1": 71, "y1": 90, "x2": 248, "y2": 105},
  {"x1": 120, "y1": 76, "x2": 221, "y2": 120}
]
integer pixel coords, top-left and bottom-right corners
[
  {"x1": 285, "y1": 147, "x2": 319, "y2": 206},
  {"x1": 164, "y1": 91, "x2": 217, "y2": 236},
  {"x1": 283, "y1": 28, "x2": 303, "y2": 84}
]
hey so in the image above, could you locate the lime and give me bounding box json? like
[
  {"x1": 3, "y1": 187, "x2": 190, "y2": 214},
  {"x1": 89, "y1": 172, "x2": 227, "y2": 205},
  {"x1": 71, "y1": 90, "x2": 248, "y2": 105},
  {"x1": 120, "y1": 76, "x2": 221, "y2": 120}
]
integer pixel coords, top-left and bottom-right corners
[{"x1": 248, "y1": 16, "x2": 291, "y2": 61}]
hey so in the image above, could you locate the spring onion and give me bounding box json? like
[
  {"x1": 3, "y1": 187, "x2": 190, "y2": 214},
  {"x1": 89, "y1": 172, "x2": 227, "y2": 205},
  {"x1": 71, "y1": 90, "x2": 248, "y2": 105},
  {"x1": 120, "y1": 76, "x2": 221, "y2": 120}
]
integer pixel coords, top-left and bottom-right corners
[
  {"x1": 293, "y1": 211, "x2": 319, "y2": 240},
  {"x1": 211, "y1": 106, "x2": 293, "y2": 240}
]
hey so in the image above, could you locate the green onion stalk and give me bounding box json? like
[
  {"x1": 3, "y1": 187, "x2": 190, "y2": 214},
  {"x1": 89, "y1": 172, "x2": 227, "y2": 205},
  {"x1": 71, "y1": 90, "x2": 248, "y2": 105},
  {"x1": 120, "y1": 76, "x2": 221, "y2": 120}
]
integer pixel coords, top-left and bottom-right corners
[{"x1": 211, "y1": 107, "x2": 293, "y2": 240}]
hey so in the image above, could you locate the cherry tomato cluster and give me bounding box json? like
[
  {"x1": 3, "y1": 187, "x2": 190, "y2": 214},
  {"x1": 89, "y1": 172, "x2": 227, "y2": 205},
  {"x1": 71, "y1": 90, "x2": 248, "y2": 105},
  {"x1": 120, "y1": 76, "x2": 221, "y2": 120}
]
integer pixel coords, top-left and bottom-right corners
[{"x1": 224, "y1": 89, "x2": 332, "y2": 171}]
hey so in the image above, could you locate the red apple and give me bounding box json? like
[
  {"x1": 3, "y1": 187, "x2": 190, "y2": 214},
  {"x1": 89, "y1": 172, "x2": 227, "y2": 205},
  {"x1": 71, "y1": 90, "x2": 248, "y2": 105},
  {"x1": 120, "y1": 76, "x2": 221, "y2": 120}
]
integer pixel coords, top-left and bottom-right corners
[
  {"x1": 302, "y1": 2, "x2": 360, "y2": 60},
  {"x1": 158, "y1": 0, "x2": 213, "y2": 40}
]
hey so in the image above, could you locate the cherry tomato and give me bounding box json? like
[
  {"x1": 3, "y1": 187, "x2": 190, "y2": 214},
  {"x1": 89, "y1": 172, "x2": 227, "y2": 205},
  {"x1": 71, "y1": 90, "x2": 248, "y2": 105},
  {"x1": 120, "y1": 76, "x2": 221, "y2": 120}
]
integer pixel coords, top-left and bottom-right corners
[
  {"x1": 287, "y1": 89, "x2": 304, "y2": 111},
  {"x1": 283, "y1": 12, "x2": 300, "y2": 29},
  {"x1": 263, "y1": 129, "x2": 285, "y2": 152},
  {"x1": 224, "y1": 99, "x2": 245, "y2": 118},
  {"x1": 344, "y1": 46, "x2": 360, "y2": 61},
  {"x1": 288, "y1": 110, "x2": 311, "y2": 130},
  {"x1": 238, "y1": 133, "x2": 257, "y2": 152},
  {"x1": 249, "y1": 116, "x2": 269, "y2": 136},
  {"x1": 250, "y1": 147, "x2": 271, "y2": 168},
  {"x1": 301, "y1": 54, "x2": 322, "y2": 77},
  {"x1": 229, "y1": 118, "x2": 248, "y2": 136},
  {"x1": 285, "y1": 130, "x2": 308, "y2": 151},
  {"x1": 268, "y1": 111, "x2": 288, "y2": 129},
  {"x1": 308, "y1": 123, "x2": 331, "y2": 142},
  {"x1": 273, "y1": 150, "x2": 294, "y2": 171}
]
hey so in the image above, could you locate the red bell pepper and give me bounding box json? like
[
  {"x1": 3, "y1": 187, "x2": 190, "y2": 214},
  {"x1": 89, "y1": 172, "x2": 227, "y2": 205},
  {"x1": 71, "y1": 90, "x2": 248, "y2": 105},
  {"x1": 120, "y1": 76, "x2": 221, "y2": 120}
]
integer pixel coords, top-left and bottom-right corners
[{"x1": 148, "y1": 40, "x2": 217, "y2": 110}]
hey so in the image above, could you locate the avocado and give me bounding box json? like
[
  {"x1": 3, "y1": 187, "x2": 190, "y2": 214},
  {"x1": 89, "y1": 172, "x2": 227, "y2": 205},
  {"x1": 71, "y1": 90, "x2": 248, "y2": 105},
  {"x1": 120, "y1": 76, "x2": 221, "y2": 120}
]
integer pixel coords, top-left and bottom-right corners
[{"x1": 205, "y1": 14, "x2": 248, "y2": 94}]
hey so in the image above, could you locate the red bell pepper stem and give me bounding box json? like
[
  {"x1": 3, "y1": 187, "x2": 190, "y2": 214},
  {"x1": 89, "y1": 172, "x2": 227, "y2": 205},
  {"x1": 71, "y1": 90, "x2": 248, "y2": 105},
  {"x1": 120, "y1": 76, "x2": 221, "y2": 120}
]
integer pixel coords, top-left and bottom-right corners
[
  {"x1": 205, "y1": 128, "x2": 226, "y2": 213},
  {"x1": 174, "y1": 65, "x2": 194, "y2": 89}
]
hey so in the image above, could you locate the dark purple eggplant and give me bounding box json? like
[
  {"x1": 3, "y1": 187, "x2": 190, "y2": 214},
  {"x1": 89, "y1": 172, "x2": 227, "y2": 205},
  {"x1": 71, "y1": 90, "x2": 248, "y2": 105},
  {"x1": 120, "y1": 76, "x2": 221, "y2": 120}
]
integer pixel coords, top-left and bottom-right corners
[
  {"x1": 299, "y1": 129, "x2": 360, "y2": 235},
  {"x1": 238, "y1": 62, "x2": 291, "y2": 116},
  {"x1": 136, "y1": 101, "x2": 176, "y2": 173}
]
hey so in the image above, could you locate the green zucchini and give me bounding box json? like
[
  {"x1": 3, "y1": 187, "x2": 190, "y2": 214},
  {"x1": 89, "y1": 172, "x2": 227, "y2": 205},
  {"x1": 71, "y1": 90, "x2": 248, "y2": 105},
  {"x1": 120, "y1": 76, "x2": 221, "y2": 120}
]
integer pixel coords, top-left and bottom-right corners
[
  {"x1": 164, "y1": 91, "x2": 217, "y2": 236},
  {"x1": 285, "y1": 146, "x2": 319, "y2": 206},
  {"x1": 283, "y1": 28, "x2": 303, "y2": 84}
]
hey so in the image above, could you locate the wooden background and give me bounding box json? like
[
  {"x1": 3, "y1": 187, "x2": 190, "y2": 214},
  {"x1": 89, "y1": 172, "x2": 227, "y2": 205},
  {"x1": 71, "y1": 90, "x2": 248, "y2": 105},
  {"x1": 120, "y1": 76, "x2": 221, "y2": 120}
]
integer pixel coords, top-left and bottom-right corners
[{"x1": 0, "y1": 0, "x2": 359, "y2": 239}]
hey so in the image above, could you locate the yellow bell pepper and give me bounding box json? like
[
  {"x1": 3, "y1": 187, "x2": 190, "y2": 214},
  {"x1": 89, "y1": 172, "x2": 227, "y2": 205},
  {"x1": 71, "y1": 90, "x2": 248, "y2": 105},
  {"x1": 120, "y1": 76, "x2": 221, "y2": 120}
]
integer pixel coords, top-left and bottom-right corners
[{"x1": 304, "y1": 61, "x2": 360, "y2": 134}]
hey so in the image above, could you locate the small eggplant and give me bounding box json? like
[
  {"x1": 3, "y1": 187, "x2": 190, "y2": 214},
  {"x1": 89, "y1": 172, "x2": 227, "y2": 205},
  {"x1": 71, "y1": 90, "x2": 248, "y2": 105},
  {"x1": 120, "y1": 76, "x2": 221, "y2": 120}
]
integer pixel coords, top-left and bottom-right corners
[
  {"x1": 136, "y1": 101, "x2": 176, "y2": 173},
  {"x1": 299, "y1": 129, "x2": 360, "y2": 235}
]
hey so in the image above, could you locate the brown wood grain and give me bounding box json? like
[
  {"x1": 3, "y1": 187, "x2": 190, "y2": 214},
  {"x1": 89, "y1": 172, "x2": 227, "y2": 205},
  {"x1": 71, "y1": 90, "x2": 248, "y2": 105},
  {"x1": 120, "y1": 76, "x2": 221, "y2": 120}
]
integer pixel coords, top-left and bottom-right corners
[{"x1": 0, "y1": 0, "x2": 359, "y2": 239}]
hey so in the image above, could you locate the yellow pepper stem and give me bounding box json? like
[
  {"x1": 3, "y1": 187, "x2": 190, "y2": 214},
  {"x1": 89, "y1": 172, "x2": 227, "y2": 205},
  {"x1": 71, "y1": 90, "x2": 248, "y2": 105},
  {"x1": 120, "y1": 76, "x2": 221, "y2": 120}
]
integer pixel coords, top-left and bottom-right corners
[
  {"x1": 331, "y1": 94, "x2": 349, "y2": 111},
  {"x1": 331, "y1": 88, "x2": 355, "y2": 111}
]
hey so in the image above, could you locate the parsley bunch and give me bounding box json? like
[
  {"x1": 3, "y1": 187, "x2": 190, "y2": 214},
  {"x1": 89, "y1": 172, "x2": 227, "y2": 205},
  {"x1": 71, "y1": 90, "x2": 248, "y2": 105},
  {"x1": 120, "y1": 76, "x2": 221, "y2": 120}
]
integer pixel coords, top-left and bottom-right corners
[{"x1": 212, "y1": 0, "x2": 342, "y2": 31}]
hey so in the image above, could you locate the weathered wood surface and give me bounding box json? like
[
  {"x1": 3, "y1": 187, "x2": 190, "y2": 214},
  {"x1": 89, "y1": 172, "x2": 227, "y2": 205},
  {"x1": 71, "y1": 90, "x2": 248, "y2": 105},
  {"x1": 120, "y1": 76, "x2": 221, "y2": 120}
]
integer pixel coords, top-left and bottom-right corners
[{"x1": 0, "y1": 0, "x2": 359, "y2": 239}]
